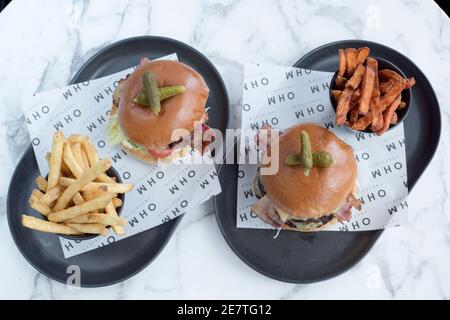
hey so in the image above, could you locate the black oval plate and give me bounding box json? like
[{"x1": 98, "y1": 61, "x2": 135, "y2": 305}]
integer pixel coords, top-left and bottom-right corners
[
  {"x1": 8, "y1": 36, "x2": 228, "y2": 287},
  {"x1": 214, "y1": 40, "x2": 441, "y2": 283}
]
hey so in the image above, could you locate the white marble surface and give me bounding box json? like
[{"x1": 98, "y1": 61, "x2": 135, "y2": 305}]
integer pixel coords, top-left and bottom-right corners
[{"x1": 0, "y1": 0, "x2": 449, "y2": 299}]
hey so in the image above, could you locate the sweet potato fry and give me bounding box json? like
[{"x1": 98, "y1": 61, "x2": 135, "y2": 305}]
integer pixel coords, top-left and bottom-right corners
[
  {"x1": 345, "y1": 64, "x2": 365, "y2": 89},
  {"x1": 358, "y1": 57, "x2": 377, "y2": 115},
  {"x1": 379, "y1": 80, "x2": 405, "y2": 112},
  {"x1": 332, "y1": 90, "x2": 342, "y2": 103},
  {"x1": 336, "y1": 87, "x2": 354, "y2": 125},
  {"x1": 390, "y1": 112, "x2": 398, "y2": 125},
  {"x1": 348, "y1": 105, "x2": 360, "y2": 125},
  {"x1": 352, "y1": 114, "x2": 372, "y2": 131},
  {"x1": 376, "y1": 95, "x2": 402, "y2": 136},
  {"x1": 405, "y1": 77, "x2": 416, "y2": 89},
  {"x1": 356, "y1": 47, "x2": 370, "y2": 65},
  {"x1": 338, "y1": 49, "x2": 347, "y2": 77},
  {"x1": 335, "y1": 76, "x2": 347, "y2": 90},
  {"x1": 379, "y1": 69, "x2": 403, "y2": 82},
  {"x1": 370, "y1": 62, "x2": 383, "y2": 131},
  {"x1": 379, "y1": 79, "x2": 395, "y2": 94},
  {"x1": 345, "y1": 48, "x2": 357, "y2": 76}
]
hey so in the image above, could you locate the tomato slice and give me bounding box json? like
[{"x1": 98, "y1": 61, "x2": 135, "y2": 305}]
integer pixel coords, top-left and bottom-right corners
[{"x1": 147, "y1": 147, "x2": 172, "y2": 158}]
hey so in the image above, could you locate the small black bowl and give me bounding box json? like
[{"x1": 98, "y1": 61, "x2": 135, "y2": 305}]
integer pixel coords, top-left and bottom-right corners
[
  {"x1": 41, "y1": 166, "x2": 124, "y2": 241},
  {"x1": 329, "y1": 56, "x2": 412, "y2": 134}
]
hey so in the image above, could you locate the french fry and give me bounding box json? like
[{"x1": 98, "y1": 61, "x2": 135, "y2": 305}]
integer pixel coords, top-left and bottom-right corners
[
  {"x1": 67, "y1": 134, "x2": 86, "y2": 144},
  {"x1": 72, "y1": 192, "x2": 85, "y2": 205},
  {"x1": 379, "y1": 69, "x2": 403, "y2": 82},
  {"x1": 345, "y1": 64, "x2": 365, "y2": 89},
  {"x1": 106, "y1": 202, "x2": 125, "y2": 235},
  {"x1": 348, "y1": 105, "x2": 360, "y2": 125},
  {"x1": 344, "y1": 48, "x2": 357, "y2": 76},
  {"x1": 379, "y1": 80, "x2": 405, "y2": 112},
  {"x1": 22, "y1": 215, "x2": 81, "y2": 235},
  {"x1": 68, "y1": 213, "x2": 127, "y2": 226},
  {"x1": 398, "y1": 101, "x2": 406, "y2": 109},
  {"x1": 30, "y1": 189, "x2": 44, "y2": 203},
  {"x1": 358, "y1": 57, "x2": 377, "y2": 115},
  {"x1": 59, "y1": 177, "x2": 134, "y2": 193},
  {"x1": 338, "y1": 49, "x2": 347, "y2": 77},
  {"x1": 63, "y1": 142, "x2": 84, "y2": 179},
  {"x1": 81, "y1": 148, "x2": 90, "y2": 170},
  {"x1": 376, "y1": 95, "x2": 402, "y2": 136},
  {"x1": 47, "y1": 152, "x2": 72, "y2": 177},
  {"x1": 113, "y1": 198, "x2": 122, "y2": 208},
  {"x1": 379, "y1": 79, "x2": 395, "y2": 94},
  {"x1": 65, "y1": 223, "x2": 108, "y2": 236},
  {"x1": 81, "y1": 137, "x2": 115, "y2": 184},
  {"x1": 49, "y1": 193, "x2": 116, "y2": 222},
  {"x1": 335, "y1": 87, "x2": 354, "y2": 125},
  {"x1": 39, "y1": 186, "x2": 64, "y2": 205},
  {"x1": 405, "y1": 77, "x2": 416, "y2": 89},
  {"x1": 30, "y1": 201, "x2": 52, "y2": 217},
  {"x1": 35, "y1": 176, "x2": 47, "y2": 192},
  {"x1": 370, "y1": 61, "x2": 383, "y2": 131},
  {"x1": 72, "y1": 142, "x2": 87, "y2": 171},
  {"x1": 356, "y1": 47, "x2": 370, "y2": 65},
  {"x1": 331, "y1": 90, "x2": 342, "y2": 103},
  {"x1": 391, "y1": 112, "x2": 398, "y2": 125},
  {"x1": 47, "y1": 131, "x2": 64, "y2": 192},
  {"x1": 335, "y1": 76, "x2": 347, "y2": 90},
  {"x1": 352, "y1": 114, "x2": 372, "y2": 131},
  {"x1": 52, "y1": 158, "x2": 112, "y2": 211}
]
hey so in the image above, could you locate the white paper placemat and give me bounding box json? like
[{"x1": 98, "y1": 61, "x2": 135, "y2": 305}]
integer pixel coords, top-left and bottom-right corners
[
  {"x1": 25, "y1": 54, "x2": 221, "y2": 257},
  {"x1": 237, "y1": 63, "x2": 408, "y2": 231}
]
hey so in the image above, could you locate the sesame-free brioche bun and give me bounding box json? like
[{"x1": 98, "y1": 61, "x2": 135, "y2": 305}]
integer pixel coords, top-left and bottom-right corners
[
  {"x1": 117, "y1": 60, "x2": 209, "y2": 151},
  {"x1": 260, "y1": 123, "x2": 357, "y2": 219}
]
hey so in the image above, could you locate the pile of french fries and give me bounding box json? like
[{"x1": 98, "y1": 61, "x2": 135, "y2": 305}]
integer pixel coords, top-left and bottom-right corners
[
  {"x1": 22, "y1": 132, "x2": 134, "y2": 236},
  {"x1": 332, "y1": 47, "x2": 415, "y2": 135}
]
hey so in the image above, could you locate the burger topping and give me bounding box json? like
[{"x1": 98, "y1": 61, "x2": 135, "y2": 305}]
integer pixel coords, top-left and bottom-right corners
[
  {"x1": 132, "y1": 72, "x2": 186, "y2": 115},
  {"x1": 133, "y1": 85, "x2": 186, "y2": 106},
  {"x1": 143, "y1": 71, "x2": 161, "y2": 114},
  {"x1": 285, "y1": 130, "x2": 335, "y2": 175}
]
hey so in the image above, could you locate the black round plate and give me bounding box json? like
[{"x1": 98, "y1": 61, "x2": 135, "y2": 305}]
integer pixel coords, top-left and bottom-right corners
[
  {"x1": 214, "y1": 40, "x2": 440, "y2": 283},
  {"x1": 8, "y1": 36, "x2": 228, "y2": 287}
]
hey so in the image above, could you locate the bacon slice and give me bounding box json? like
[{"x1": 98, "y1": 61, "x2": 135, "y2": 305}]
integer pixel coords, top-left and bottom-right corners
[{"x1": 252, "y1": 196, "x2": 284, "y2": 228}]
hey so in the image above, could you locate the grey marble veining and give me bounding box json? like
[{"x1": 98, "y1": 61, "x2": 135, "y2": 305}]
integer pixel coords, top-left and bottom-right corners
[{"x1": 0, "y1": 0, "x2": 449, "y2": 299}]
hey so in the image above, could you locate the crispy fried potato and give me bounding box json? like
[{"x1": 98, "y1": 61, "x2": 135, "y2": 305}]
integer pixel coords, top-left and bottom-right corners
[
  {"x1": 39, "y1": 185, "x2": 64, "y2": 205},
  {"x1": 345, "y1": 64, "x2": 365, "y2": 89},
  {"x1": 47, "y1": 131, "x2": 64, "y2": 192},
  {"x1": 356, "y1": 47, "x2": 370, "y2": 65},
  {"x1": 331, "y1": 90, "x2": 342, "y2": 103},
  {"x1": 379, "y1": 80, "x2": 405, "y2": 112},
  {"x1": 335, "y1": 76, "x2": 347, "y2": 90},
  {"x1": 49, "y1": 193, "x2": 116, "y2": 222},
  {"x1": 53, "y1": 158, "x2": 112, "y2": 211},
  {"x1": 35, "y1": 176, "x2": 47, "y2": 192},
  {"x1": 336, "y1": 87, "x2": 354, "y2": 125},
  {"x1": 22, "y1": 215, "x2": 81, "y2": 235},
  {"x1": 376, "y1": 95, "x2": 402, "y2": 136},
  {"x1": 59, "y1": 177, "x2": 133, "y2": 194},
  {"x1": 352, "y1": 114, "x2": 372, "y2": 131},
  {"x1": 68, "y1": 213, "x2": 126, "y2": 226},
  {"x1": 63, "y1": 142, "x2": 84, "y2": 179},
  {"x1": 30, "y1": 201, "x2": 52, "y2": 217},
  {"x1": 344, "y1": 48, "x2": 357, "y2": 76},
  {"x1": 65, "y1": 223, "x2": 108, "y2": 236},
  {"x1": 391, "y1": 112, "x2": 398, "y2": 125},
  {"x1": 106, "y1": 201, "x2": 125, "y2": 235},
  {"x1": 72, "y1": 192, "x2": 85, "y2": 205},
  {"x1": 338, "y1": 49, "x2": 347, "y2": 77},
  {"x1": 358, "y1": 57, "x2": 377, "y2": 115}
]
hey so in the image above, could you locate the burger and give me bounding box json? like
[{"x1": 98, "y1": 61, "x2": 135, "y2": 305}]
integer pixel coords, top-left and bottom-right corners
[
  {"x1": 108, "y1": 58, "x2": 211, "y2": 164},
  {"x1": 252, "y1": 123, "x2": 361, "y2": 232}
]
